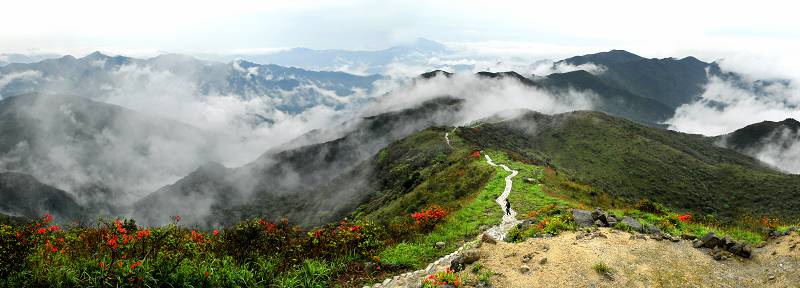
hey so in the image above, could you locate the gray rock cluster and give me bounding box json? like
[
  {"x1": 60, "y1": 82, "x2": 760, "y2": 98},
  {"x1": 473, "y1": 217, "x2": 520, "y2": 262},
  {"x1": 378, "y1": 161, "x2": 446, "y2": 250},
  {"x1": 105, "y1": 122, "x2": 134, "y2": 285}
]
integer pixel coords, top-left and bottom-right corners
[{"x1": 692, "y1": 232, "x2": 753, "y2": 259}]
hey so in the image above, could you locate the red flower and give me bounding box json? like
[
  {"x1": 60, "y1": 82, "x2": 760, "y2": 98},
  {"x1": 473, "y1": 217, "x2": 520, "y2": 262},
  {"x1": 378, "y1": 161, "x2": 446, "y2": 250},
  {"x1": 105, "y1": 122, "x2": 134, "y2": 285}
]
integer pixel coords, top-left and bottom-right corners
[
  {"x1": 37, "y1": 228, "x2": 47, "y2": 234},
  {"x1": 175, "y1": 215, "x2": 181, "y2": 222},
  {"x1": 471, "y1": 150, "x2": 481, "y2": 158},
  {"x1": 136, "y1": 229, "x2": 151, "y2": 239},
  {"x1": 677, "y1": 214, "x2": 692, "y2": 223},
  {"x1": 99, "y1": 262, "x2": 105, "y2": 268},
  {"x1": 130, "y1": 261, "x2": 142, "y2": 269},
  {"x1": 205, "y1": 271, "x2": 209, "y2": 278},
  {"x1": 48, "y1": 225, "x2": 60, "y2": 232},
  {"x1": 107, "y1": 235, "x2": 119, "y2": 250},
  {"x1": 213, "y1": 229, "x2": 219, "y2": 236},
  {"x1": 43, "y1": 213, "x2": 53, "y2": 223}
]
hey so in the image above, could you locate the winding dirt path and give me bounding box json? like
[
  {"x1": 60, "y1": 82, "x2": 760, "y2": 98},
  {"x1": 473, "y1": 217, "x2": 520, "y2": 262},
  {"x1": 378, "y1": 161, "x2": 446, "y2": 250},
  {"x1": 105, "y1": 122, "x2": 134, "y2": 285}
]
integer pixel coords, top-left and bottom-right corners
[
  {"x1": 483, "y1": 154, "x2": 521, "y2": 241},
  {"x1": 368, "y1": 136, "x2": 521, "y2": 288}
]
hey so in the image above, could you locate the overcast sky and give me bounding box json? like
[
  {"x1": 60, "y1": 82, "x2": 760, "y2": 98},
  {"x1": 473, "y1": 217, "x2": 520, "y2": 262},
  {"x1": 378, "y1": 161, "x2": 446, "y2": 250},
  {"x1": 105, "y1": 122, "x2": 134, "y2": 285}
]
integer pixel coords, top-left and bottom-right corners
[{"x1": 2, "y1": 0, "x2": 799, "y2": 62}]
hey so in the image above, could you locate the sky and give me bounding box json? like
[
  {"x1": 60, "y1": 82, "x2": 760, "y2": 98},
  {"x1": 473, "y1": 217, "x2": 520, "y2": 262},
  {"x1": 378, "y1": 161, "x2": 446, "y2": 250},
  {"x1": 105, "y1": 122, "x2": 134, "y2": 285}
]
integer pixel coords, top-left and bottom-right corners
[{"x1": 2, "y1": 0, "x2": 800, "y2": 63}]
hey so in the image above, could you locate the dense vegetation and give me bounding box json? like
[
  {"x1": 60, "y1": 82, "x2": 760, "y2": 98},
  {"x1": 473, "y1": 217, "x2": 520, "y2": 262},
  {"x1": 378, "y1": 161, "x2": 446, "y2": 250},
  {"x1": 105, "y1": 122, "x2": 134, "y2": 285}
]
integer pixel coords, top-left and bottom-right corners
[
  {"x1": 458, "y1": 111, "x2": 800, "y2": 223},
  {"x1": 3, "y1": 110, "x2": 800, "y2": 286}
]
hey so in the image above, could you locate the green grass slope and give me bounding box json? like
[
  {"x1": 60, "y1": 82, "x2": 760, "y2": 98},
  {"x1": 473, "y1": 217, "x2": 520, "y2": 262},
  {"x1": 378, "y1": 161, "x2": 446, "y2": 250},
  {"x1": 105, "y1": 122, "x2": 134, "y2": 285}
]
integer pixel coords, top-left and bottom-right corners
[{"x1": 458, "y1": 110, "x2": 800, "y2": 223}]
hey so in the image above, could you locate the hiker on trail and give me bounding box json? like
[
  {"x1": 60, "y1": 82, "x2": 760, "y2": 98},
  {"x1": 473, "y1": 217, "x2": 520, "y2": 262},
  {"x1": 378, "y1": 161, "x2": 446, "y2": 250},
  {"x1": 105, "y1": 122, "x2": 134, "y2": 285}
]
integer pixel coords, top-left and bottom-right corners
[{"x1": 505, "y1": 199, "x2": 511, "y2": 215}]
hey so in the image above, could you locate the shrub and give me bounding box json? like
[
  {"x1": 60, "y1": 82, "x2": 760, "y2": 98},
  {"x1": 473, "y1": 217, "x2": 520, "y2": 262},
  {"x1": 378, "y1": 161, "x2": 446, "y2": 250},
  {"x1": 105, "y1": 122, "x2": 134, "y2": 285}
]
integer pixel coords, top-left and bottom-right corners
[
  {"x1": 634, "y1": 199, "x2": 671, "y2": 215},
  {"x1": 422, "y1": 268, "x2": 462, "y2": 287},
  {"x1": 592, "y1": 261, "x2": 613, "y2": 275},
  {"x1": 410, "y1": 205, "x2": 448, "y2": 232}
]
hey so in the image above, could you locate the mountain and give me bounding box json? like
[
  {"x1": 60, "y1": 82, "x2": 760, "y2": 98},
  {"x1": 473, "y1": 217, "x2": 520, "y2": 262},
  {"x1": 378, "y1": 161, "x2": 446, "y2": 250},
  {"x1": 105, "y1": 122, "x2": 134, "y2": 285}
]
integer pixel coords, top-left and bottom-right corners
[
  {"x1": 457, "y1": 110, "x2": 800, "y2": 221},
  {"x1": 715, "y1": 118, "x2": 800, "y2": 173},
  {"x1": 0, "y1": 53, "x2": 61, "y2": 67},
  {"x1": 717, "y1": 118, "x2": 800, "y2": 151},
  {"x1": 540, "y1": 70, "x2": 674, "y2": 125},
  {"x1": 0, "y1": 172, "x2": 84, "y2": 223},
  {"x1": 131, "y1": 97, "x2": 466, "y2": 227},
  {"x1": 559, "y1": 50, "x2": 714, "y2": 109},
  {"x1": 0, "y1": 52, "x2": 382, "y2": 119},
  {"x1": 0, "y1": 94, "x2": 214, "y2": 211},
  {"x1": 222, "y1": 38, "x2": 450, "y2": 75}
]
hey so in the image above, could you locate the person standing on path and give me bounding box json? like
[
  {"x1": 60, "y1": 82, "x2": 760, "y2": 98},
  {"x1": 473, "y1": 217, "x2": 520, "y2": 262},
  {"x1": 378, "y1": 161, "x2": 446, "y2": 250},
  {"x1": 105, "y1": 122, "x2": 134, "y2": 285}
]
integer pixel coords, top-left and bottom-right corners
[{"x1": 505, "y1": 199, "x2": 511, "y2": 215}]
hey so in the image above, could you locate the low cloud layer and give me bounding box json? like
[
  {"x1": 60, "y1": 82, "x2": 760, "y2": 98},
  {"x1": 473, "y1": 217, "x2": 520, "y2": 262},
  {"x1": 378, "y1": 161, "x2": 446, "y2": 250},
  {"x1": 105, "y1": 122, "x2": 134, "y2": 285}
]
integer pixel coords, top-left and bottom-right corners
[{"x1": 665, "y1": 62, "x2": 800, "y2": 173}]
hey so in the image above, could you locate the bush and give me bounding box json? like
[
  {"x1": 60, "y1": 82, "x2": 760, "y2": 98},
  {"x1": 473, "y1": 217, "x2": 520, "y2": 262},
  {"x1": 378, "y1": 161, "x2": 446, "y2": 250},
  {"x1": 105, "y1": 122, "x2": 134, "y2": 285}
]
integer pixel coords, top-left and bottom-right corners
[
  {"x1": 635, "y1": 199, "x2": 671, "y2": 215},
  {"x1": 422, "y1": 268, "x2": 462, "y2": 287}
]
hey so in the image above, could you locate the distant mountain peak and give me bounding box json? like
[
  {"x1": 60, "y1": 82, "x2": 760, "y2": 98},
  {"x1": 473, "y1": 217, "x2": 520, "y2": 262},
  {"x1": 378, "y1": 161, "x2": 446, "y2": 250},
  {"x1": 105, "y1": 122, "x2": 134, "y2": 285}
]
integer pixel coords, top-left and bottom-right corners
[
  {"x1": 83, "y1": 51, "x2": 109, "y2": 60},
  {"x1": 561, "y1": 49, "x2": 645, "y2": 66}
]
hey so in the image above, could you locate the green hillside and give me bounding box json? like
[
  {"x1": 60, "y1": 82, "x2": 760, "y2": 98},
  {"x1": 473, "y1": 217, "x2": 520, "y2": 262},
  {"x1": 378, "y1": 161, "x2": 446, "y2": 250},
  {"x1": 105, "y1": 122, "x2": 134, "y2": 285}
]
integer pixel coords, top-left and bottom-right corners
[{"x1": 457, "y1": 110, "x2": 800, "y2": 223}]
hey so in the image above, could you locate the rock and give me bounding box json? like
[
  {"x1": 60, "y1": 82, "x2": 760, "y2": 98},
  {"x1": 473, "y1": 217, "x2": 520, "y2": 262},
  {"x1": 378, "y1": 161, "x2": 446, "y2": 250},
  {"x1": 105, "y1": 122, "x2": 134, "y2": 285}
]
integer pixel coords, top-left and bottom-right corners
[
  {"x1": 723, "y1": 236, "x2": 736, "y2": 250},
  {"x1": 768, "y1": 273, "x2": 776, "y2": 281},
  {"x1": 594, "y1": 220, "x2": 605, "y2": 227},
  {"x1": 481, "y1": 233, "x2": 497, "y2": 245},
  {"x1": 621, "y1": 216, "x2": 643, "y2": 232},
  {"x1": 670, "y1": 236, "x2": 681, "y2": 242},
  {"x1": 435, "y1": 242, "x2": 446, "y2": 249},
  {"x1": 525, "y1": 177, "x2": 538, "y2": 184},
  {"x1": 729, "y1": 242, "x2": 752, "y2": 258},
  {"x1": 757, "y1": 242, "x2": 767, "y2": 248},
  {"x1": 450, "y1": 249, "x2": 481, "y2": 272},
  {"x1": 651, "y1": 234, "x2": 663, "y2": 241},
  {"x1": 520, "y1": 265, "x2": 531, "y2": 273},
  {"x1": 701, "y1": 233, "x2": 724, "y2": 249},
  {"x1": 539, "y1": 257, "x2": 547, "y2": 265},
  {"x1": 437, "y1": 285, "x2": 455, "y2": 288},
  {"x1": 521, "y1": 253, "x2": 532, "y2": 263},
  {"x1": 591, "y1": 209, "x2": 610, "y2": 226},
  {"x1": 382, "y1": 278, "x2": 391, "y2": 285},
  {"x1": 543, "y1": 234, "x2": 553, "y2": 238},
  {"x1": 606, "y1": 216, "x2": 618, "y2": 227},
  {"x1": 692, "y1": 239, "x2": 704, "y2": 248},
  {"x1": 681, "y1": 234, "x2": 697, "y2": 240},
  {"x1": 641, "y1": 223, "x2": 660, "y2": 235},
  {"x1": 572, "y1": 209, "x2": 594, "y2": 228}
]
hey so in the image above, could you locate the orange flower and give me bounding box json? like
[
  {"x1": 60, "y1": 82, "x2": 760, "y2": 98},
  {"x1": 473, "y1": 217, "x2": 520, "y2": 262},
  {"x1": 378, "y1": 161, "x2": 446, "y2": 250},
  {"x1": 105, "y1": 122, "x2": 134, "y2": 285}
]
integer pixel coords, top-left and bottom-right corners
[
  {"x1": 130, "y1": 261, "x2": 142, "y2": 269},
  {"x1": 99, "y1": 261, "x2": 105, "y2": 268},
  {"x1": 677, "y1": 214, "x2": 692, "y2": 223}
]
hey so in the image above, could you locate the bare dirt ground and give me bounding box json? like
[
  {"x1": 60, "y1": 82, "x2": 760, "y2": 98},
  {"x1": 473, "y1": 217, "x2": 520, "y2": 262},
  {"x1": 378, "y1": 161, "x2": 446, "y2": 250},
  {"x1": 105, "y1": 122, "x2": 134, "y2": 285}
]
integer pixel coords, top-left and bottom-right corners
[{"x1": 473, "y1": 228, "x2": 800, "y2": 288}]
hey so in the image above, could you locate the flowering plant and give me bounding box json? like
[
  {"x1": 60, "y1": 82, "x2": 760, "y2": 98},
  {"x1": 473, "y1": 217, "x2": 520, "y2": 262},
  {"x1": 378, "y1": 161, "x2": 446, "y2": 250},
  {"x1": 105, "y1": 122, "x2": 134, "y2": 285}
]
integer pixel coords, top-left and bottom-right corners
[{"x1": 422, "y1": 268, "x2": 462, "y2": 287}]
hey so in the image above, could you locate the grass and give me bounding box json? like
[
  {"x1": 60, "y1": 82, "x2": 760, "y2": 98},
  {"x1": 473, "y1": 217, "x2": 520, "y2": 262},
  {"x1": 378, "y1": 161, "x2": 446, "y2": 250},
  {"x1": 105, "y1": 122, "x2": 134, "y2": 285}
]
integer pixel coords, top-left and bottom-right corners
[
  {"x1": 378, "y1": 162, "x2": 506, "y2": 268},
  {"x1": 592, "y1": 261, "x2": 613, "y2": 276},
  {"x1": 457, "y1": 111, "x2": 800, "y2": 223}
]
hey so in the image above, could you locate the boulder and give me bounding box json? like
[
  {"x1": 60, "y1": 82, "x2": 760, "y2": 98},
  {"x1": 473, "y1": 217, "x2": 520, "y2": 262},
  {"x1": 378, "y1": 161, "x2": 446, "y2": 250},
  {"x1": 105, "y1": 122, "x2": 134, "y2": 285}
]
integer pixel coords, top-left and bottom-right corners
[
  {"x1": 450, "y1": 249, "x2": 481, "y2": 271},
  {"x1": 681, "y1": 234, "x2": 697, "y2": 240},
  {"x1": 481, "y1": 233, "x2": 497, "y2": 245},
  {"x1": 643, "y1": 223, "x2": 661, "y2": 235},
  {"x1": 435, "y1": 242, "x2": 446, "y2": 249},
  {"x1": 692, "y1": 239, "x2": 704, "y2": 248},
  {"x1": 729, "y1": 242, "x2": 752, "y2": 258},
  {"x1": 606, "y1": 216, "x2": 618, "y2": 227},
  {"x1": 591, "y1": 209, "x2": 610, "y2": 226},
  {"x1": 621, "y1": 216, "x2": 643, "y2": 232},
  {"x1": 701, "y1": 233, "x2": 724, "y2": 249},
  {"x1": 572, "y1": 209, "x2": 594, "y2": 228}
]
